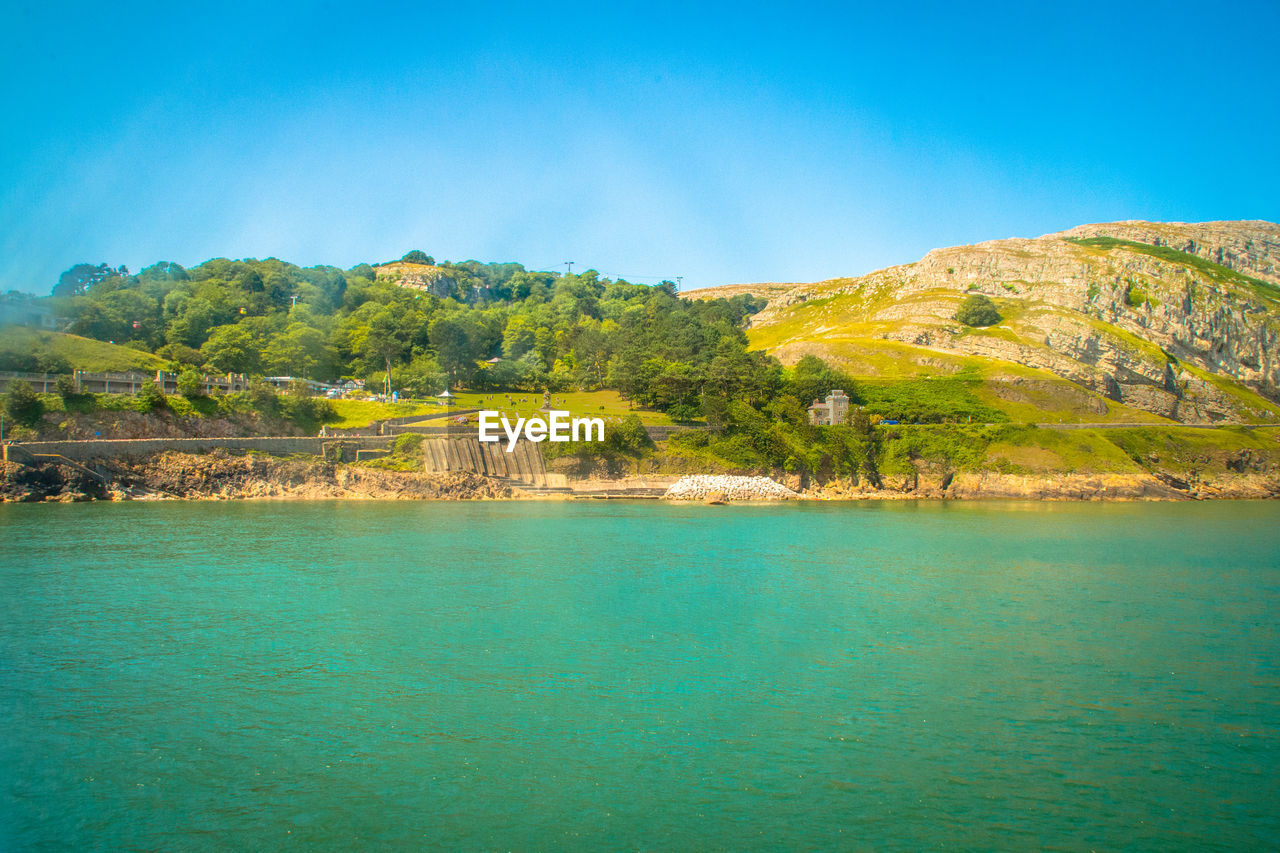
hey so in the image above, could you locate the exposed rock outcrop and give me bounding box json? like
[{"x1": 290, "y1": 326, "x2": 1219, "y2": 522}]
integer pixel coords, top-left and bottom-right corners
[
  {"x1": 713, "y1": 220, "x2": 1280, "y2": 422},
  {"x1": 0, "y1": 451, "x2": 520, "y2": 501}
]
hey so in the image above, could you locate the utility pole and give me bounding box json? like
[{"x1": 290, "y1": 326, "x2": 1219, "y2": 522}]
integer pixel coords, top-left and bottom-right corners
[{"x1": 564, "y1": 261, "x2": 575, "y2": 275}]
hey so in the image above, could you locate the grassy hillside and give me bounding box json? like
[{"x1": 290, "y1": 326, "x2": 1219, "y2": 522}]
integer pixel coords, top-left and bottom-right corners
[{"x1": 0, "y1": 327, "x2": 167, "y2": 373}]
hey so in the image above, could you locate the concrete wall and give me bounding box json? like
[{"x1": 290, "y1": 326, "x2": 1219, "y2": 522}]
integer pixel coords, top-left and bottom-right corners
[
  {"x1": 4, "y1": 435, "x2": 394, "y2": 463},
  {"x1": 421, "y1": 437, "x2": 550, "y2": 487},
  {"x1": 0, "y1": 370, "x2": 249, "y2": 395}
]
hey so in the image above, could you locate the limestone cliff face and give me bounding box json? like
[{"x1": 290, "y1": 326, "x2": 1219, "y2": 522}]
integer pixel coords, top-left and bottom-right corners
[
  {"x1": 728, "y1": 221, "x2": 1280, "y2": 422},
  {"x1": 374, "y1": 261, "x2": 462, "y2": 298},
  {"x1": 1059, "y1": 220, "x2": 1280, "y2": 286}
]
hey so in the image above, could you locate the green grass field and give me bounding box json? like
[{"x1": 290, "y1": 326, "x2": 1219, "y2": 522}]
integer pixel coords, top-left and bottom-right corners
[
  {"x1": 326, "y1": 399, "x2": 439, "y2": 429},
  {"x1": 982, "y1": 424, "x2": 1280, "y2": 476},
  {"x1": 0, "y1": 328, "x2": 166, "y2": 372},
  {"x1": 406, "y1": 389, "x2": 679, "y2": 427}
]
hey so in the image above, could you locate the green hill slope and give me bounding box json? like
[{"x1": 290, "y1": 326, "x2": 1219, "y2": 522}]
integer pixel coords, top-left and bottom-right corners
[{"x1": 0, "y1": 327, "x2": 167, "y2": 373}]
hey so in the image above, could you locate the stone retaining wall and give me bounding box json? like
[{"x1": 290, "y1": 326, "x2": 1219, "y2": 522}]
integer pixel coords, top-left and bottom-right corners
[{"x1": 3, "y1": 435, "x2": 394, "y2": 463}]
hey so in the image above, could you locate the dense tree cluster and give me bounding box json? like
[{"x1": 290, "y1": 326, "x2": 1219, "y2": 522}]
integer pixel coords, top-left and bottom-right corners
[{"x1": 41, "y1": 254, "x2": 775, "y2": 417}]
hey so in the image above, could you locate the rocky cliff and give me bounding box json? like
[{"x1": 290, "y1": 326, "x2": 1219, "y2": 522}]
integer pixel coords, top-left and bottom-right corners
[
  {"x1": 711, "y1": 221, "x2": 1280, "y2": 423},
  {"x1": 0, "y1": 452, "x2": 522, "y2": 502},
  {"x1": 374, "y1": 261, "x2": 462, "y2": 298}
]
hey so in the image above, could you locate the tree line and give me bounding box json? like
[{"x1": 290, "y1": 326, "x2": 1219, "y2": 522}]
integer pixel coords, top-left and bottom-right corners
[{"x1": 38, "y1": 252, "x2": 787, "y2": 415}]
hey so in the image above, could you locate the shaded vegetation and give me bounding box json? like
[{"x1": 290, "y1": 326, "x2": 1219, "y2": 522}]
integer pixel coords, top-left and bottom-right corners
[{"x1": 955, "y1": 293, "x2": 1001, "y2": 327}]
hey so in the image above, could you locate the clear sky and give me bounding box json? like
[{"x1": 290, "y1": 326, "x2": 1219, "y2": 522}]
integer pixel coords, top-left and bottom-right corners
[{"x1": 2, "y1": 0, "x2": 1278, "y2": 294}]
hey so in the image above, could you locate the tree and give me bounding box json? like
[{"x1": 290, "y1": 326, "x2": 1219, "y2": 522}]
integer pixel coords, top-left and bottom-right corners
[
  {"x1": 788, "y1": 355, "x2": 857, "y2": 406},
  {"x1": 401, "y1": 250, "x2": 434, "y2": 265},
  {"x1": 165, "y1": 298, "x2": 220, "y2": 348},
  {"x1": 55, "y1": 374, "x2": 77, "y2": 399},
  {"x1": 502, "y1": 315, "x2": 536, "y2": 360},
  {"x1": 4, "y1": 380, "x2": 44, "y2": 426},
  {"x1": 428, "y1": 315, "x2": 475, "y2": 386},
  {"x1": 605, "y1": 414, "x2": 656, "y2": 456},
  {"x1": 264, "y1": 323, "x2": 328, "y2": 379},
  {"x1": 177, "y1": 370, "x2": 203, "y2": 398},
  {"x1": 956, "y1": 294, "x2": 1001, "y2": 327},
  {"x1": 201, "y1": 325, "x2": 261, "y2": 374},
  {"x1": 156, "y1": 343, "x2": 204, "y2": 367},
  {"x1": 248, "y1": 382, "x2": 282, "y2": 418},
  {"x1": 134, "y1": 381, "x2": 167, "y2": 413},
  {"x1": 53, "y1": 262, "x2": 114, "y2": 297},
  {"x1": 361, "y1": 309, "x2": 407, "y2": 394},
  {"x1": 392, "y1": 354, "x2": 447, "y2": 397}
]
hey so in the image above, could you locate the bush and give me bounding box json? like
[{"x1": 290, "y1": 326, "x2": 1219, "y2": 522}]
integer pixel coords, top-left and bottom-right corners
[
  {"x1": 665, "y1": 402, "x2": 702, "y2": 422},
  {"x1": 4, "y1": 380, "x2": 44, "y2": 426},
  {"x1": 280, "y1": 389, "x2": 335, "y2": 432},
  {"x1": 247, "y1": 382, "x2": 282, "y2": 418},
  {"x1": 786, "y1": 355, "x2": 859, "y2": 406},
  {"x1": 956, "y1": 294, "x2": 1001, "y2": 327},
  {"x1": 604, "y1": 414, "x2": 656, "y2": 456},
  {"x1": 55, "y1": 374, "x2": 77, "y2": 399},
  {"x1": 177, "y1": 369, "x2": 203, "y2": 398},
  {"x1": 156, "y1": 343, "x2": 204, "y2": 367},
  {"x1": 134, "y1": 381, "x2": 168, "y2": 413},
  {"x1": 670, "y1": 429, "x2": 712, "y2": 449},
  {"x1": 392, "y1": 433, "x2": 425, "y2": 455}
]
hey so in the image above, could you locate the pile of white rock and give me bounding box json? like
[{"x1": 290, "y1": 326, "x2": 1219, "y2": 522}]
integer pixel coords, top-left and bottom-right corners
[{"x1": 663, "y1": 474, "x2": 798, "y2": 501}]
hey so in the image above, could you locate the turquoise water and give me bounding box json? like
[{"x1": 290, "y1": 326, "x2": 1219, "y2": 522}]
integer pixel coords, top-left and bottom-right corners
[{"x1": 2, "y1": 500, "x2": 1279, "y2": 850}]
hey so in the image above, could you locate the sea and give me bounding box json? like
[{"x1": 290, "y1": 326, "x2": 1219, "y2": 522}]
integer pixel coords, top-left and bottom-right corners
[{"x1": 2, "y1": 500, "x2": 1278, "y2": 850}]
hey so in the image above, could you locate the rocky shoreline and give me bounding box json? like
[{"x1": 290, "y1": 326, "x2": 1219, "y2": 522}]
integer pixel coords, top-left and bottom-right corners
[
  {"x1": 2, "y1": 452, "x2": 1277, "y2": 503},
  {"x1": 806, "y1": 471, "x2": 1280, "y2": 501},
  {"x1": 0, "y1": 451, "x2": 520, "y2": 502}
]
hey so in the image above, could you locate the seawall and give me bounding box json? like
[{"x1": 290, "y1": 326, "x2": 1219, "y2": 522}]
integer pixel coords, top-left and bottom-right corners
[{"x1": 421, "y1": 437, "x2": 563, "y2": 489}]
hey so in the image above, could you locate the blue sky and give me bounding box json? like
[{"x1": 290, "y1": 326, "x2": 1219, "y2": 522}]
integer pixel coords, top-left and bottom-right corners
[{"x1": 2, "y1": 0, "x2": 1277, "y2": 293}]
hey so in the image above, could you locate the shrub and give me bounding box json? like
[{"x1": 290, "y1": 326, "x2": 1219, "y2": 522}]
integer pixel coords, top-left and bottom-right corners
[
  {"x1": 665, "y1": 402, "x2": 702, "y2": 422},
  {"x1": 670, "y1": 428, "x2": 712, "y2": 449},
  {"x1": 956, "y1": 294, "x2": 1001, "y2": 327},
  {"x1": 55, "y1": 374, "x2": 77, "y2": 399},
  {"x1": 134, "y1": 381, "x2": 168, "y2": 413},
  {"x1": 280, "y1": 390, "x2": 335, "y2": 432},
  {"x1": 156, "y1": 343, "x2": 204, "y2": 367},
  {"x1": 392, "y1": 433, "x2": 425, "y2": 455},
  {"x1": 4, "y1": 380, "x2": 44, "y2": 426},
  {"x1": 605, "y1": 414, "x2": 655, "y2": 456},
  {"x1": 248, "y1": 382, "x2": 282, "y2": 418},
  {"x1": 177, "y1": 369, "x2": 204, "y2": 398},
  {"x1": 1125, "y1": 281, "x2": 1149, "y2": 308}
]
